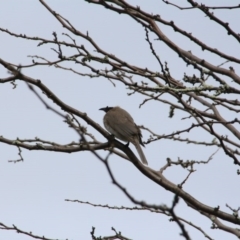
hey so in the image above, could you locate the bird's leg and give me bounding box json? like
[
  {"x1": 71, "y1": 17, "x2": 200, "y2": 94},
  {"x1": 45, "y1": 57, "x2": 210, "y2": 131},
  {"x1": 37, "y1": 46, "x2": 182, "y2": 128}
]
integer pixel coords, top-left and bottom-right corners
[
  {"x1": 107, "y1": 134, "x2": 115, "y2": 152},
  {"x1": 110, "y1": 134, "x2": 115, "y2": 140}
]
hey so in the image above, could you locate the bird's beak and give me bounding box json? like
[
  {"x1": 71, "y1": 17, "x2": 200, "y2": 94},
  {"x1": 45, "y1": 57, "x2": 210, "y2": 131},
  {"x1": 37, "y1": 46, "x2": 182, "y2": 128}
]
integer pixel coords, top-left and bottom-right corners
[{"x1": 99, "y1": 106, "x2": 111, "y2": 112}]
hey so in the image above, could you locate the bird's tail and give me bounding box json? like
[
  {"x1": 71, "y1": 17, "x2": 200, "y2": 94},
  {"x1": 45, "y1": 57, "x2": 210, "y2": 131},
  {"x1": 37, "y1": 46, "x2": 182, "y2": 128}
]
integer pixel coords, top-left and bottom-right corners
[{"x1": 133, "y1": 140, "x2": 148, "y2": 165}]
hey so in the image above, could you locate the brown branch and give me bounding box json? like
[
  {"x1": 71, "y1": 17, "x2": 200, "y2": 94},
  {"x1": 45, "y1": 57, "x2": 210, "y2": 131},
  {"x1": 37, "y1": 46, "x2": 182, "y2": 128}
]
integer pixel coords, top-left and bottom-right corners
[
  {"x1": 0, "y1": 222, "x2": 56, "y2": 240},
  {"x1": 187, "y1": 0, "x2": 240, "y2": 43},
  {"x1": 163, "y1": 1, "x2": 240, "y2": 10}
]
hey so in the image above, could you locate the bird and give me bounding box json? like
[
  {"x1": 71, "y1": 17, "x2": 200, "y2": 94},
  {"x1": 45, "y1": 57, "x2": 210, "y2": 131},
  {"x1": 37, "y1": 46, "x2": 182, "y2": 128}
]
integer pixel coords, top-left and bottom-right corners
[{"x1": 99, "y1": 106, "x2": 148, "y2": 165}]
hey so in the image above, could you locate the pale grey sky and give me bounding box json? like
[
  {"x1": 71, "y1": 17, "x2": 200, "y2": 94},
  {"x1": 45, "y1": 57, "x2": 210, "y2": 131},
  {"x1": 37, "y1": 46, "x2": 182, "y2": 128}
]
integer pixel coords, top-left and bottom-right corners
[{"x1": 0, "y1": 1, "x2": 240, "y2": 239}]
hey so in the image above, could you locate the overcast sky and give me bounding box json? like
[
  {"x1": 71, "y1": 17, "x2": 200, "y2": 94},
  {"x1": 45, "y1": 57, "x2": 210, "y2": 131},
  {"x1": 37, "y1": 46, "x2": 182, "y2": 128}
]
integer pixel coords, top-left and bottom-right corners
[{"x1": 0, "y1": 1, "x2": 240, "y2": 239}]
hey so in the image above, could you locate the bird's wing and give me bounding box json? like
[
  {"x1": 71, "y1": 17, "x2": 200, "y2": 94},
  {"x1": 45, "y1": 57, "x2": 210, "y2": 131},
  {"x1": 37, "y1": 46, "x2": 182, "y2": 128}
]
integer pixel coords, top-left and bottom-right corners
[{"x1": 109, "y1": 108, "x2": 138, "y2": 137}]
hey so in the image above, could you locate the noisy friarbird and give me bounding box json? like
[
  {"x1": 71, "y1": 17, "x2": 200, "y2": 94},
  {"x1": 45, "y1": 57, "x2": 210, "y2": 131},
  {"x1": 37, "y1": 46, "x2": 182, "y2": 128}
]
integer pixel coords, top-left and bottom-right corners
[{"x1": 99, "y1": 106, "x2": 148, "y2": 165}]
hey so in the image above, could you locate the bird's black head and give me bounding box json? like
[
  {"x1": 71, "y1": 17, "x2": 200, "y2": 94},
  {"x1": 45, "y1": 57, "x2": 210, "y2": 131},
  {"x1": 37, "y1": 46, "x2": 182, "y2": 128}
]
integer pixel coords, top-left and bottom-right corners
[{"x1": 99, "y1": 106, "x2": 113, "y2": 113}]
